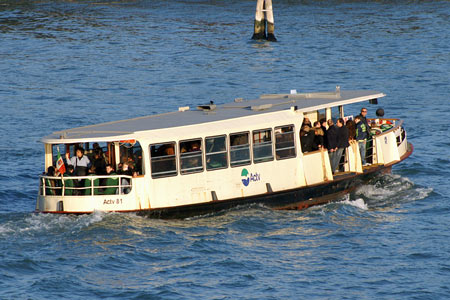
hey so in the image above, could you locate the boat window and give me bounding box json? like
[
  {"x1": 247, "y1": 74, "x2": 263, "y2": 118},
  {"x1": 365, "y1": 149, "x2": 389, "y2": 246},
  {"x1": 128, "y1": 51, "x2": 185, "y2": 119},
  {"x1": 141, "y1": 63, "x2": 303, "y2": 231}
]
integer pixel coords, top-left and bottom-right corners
[
  {"x1": 253, "y1": 129, "x2": 273, "y2": 163},
  {"x1": 179, "y1": 139, "x2": 203, "y2": 174},
  {"x1": 275, "y1": 125, "x2": 296, "y2": 159},
  {"x1": 205, "y1": 135, "x2": 228, "y2": 170},
  {"x1": 51, "y1": 142, "x2": 111, "y2": 171},
  {"x1": 118, "y1": 140, "x2": 144, "y2": 175},
  {"x1": 150, "y1": 142, "x2": 177, "y2": 178},
  {"x1": 230, "y1": 132, "x2": 251, "y2": 167}
]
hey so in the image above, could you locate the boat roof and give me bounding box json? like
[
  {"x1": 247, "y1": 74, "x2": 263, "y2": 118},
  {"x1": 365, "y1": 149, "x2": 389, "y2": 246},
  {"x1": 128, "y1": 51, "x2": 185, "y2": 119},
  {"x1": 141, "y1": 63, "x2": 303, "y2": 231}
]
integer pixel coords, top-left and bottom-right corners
[{"x1": 42, "y1": 89, "x2": 385, "y2": 143}]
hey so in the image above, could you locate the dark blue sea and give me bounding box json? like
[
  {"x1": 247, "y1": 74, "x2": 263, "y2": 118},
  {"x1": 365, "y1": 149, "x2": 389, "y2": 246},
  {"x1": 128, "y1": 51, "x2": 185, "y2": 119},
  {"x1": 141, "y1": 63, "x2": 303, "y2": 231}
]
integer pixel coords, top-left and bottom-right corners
[{"x1": 1, "y1": 1, "x2": 449, "y2": 299}]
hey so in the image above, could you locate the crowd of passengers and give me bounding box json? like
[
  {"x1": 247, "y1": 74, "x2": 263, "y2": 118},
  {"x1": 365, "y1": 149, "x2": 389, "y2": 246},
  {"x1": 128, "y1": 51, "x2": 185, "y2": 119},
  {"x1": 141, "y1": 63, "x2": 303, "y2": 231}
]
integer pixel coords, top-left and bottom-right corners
[
  {"x1": 300, "y1": 108, "x2": 372, "y2": 174},
  {"x1": 44, "y1": 143, "x2": 139, "y2": 196}
]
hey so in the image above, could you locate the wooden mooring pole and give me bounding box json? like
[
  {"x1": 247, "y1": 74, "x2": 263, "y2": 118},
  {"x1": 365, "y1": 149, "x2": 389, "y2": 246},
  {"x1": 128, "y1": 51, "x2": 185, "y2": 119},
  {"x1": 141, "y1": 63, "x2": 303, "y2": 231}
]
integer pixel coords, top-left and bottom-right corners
[{"x1": 252, "y1": 0, "x2": 276, "y2": 41}]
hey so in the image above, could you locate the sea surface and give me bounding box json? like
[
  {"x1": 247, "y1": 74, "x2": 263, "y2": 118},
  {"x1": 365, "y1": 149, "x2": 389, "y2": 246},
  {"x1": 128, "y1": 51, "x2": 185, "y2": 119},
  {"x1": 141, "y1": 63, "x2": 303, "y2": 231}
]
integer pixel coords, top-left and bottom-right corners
[{"x1": 0, "y1": 0, "x2": 449, "y2": 299}]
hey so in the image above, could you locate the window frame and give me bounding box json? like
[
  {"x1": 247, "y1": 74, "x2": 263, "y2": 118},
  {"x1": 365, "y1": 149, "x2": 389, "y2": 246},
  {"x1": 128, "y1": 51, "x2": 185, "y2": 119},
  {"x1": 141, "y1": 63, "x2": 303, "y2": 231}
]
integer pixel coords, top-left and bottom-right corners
[
  {"x1": 179, "y1": 138, "x2": 204, "y2": 175},
  {"x1": 252, "y1": 128, "x2": 274, "y2": 164},
  {"x1": 205, "y1": 135, "x2": 228, "y2": 171},
  {"x1": 275, "y1": 125, "x2": 297, "y2": 160},
  {"x1": 149, "y1": 141, "x2": 178, "y2": 179},
  {"x1": 229, "y1": 131, "x2": 251, "y2": 168}
]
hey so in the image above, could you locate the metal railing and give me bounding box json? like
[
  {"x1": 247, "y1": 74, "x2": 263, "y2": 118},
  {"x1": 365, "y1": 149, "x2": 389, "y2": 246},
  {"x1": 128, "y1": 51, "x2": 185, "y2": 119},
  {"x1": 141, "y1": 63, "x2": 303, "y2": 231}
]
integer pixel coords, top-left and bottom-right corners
[{"x1": 39, "y1": 174, "x2": 133, "y2": 197}]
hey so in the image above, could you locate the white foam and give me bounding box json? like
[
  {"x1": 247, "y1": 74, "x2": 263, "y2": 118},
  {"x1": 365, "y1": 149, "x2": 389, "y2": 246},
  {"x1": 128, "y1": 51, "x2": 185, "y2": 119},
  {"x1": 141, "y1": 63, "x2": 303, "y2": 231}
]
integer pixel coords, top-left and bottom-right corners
[
  {"x1": 356, "y1": 174, "x2": 414, "y2": 200},
  {"x1": 0, "y1": 212, "x2": 108, "y2": 237},
  {"x1": 407, "y1": 187, "x2": 433, "y2": 201},
  {"x1": 341, "y1": 198, "x2": 368, "y2": 210},
  {"x1": 354, "y1": 174, "x2": 433, "y2": 208}
]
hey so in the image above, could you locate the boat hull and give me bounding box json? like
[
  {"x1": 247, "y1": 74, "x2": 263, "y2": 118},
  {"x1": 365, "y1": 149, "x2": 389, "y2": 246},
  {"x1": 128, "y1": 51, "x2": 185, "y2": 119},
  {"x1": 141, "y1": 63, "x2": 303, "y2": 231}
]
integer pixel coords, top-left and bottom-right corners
[
  {"x1": 136, "y1": 142, "x2": 413, "y2": 219},
  {"x1": 136, "y1": 165, "x2": 387, "y2": 219},
  {"x1": 38, "y1": 143, "x2": 412, "y2": 219}
]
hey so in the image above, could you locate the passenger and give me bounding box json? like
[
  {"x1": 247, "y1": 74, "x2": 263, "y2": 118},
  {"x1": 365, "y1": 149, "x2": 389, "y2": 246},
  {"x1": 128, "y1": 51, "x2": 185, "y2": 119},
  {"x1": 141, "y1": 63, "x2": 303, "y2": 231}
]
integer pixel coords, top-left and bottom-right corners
[
  {"x1": 66, "y1": 165, "x2": 75, "y2": 176},
  {"x1": 106, "y1": 164, "x2": 116, "y2": 175},
  {"x1": 190, "y1": 142, "x2": 200, "y2": 152},
  {"x1": 92, "y1": 149, "x2": 106, "y2": 175},
  {"x1": 46, "y1": 166, "x2": 56, "y2": 177},
  {"x1": 358, "y1": 108, "x2": 370, "y2": 131},
  {"x1": 320, "y1": 118, "x2": 328, "y2": 149},
  {"x1": 65, "y1": 147, "x2": 90, "y2": 177},
  {"x1": 119, "y1": 162, "x2": 133, "y2": 194},
  {"x1": 84, "y1": 165, "x2": 100, "y2": 195},
  {"x1": 355, "y1": 116, "x2": 369, "y2": 166},
  {"x1": 134, "y1": 154, "x2": 142, "y2": 175},
  {"x1": 301, "y1": 117, "x2": 312, "y2": 128},
  {"x1": 313, "y1": 121, "x2": 325, "y2": 150},
  {"x1": 164, "y1": 145, "x2": 175, "y2": 156},
  {"x1": 326, "y1": 119, "x2": 338, "y2": 174},
  {"x1": 45, "y1": 166, "x2": 58, "y2": 195},
  {"x1": 346, "y1": 119, "x2": 356, "y2": 141},
  {"x1": 63, "y1": 165, "x2": 75, "y2": 196},
  {"x1": 300, "y1": 125, "x2": 315, "y2": 153},
  {"x1": 127, "y1": 156, "x2": 135, "y2": 168},
  {"x1": 335, "y1": 118, "x2": 350, "y2": 173},
  {"x1": 103, "y1": 164, "x2": 119, "y2": 195},
  {"x1": 118, "y1": 162, "x2": 133, "y2": 176},
  {"x1": 92, "y1": 142, "x2": 101, "y2": 152}
]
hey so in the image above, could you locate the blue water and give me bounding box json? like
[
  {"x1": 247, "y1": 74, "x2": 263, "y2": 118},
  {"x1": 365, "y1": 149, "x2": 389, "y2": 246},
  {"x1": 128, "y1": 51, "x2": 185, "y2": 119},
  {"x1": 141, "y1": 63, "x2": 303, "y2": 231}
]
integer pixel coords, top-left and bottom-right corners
[{"x1": 1, "y1": 0, "x2": 449, "y2": 299}]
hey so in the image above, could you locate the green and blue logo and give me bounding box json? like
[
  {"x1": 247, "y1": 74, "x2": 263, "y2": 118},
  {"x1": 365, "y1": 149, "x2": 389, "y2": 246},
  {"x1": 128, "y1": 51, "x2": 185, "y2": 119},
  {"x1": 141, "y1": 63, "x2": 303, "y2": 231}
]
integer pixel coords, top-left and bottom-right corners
[{"x1": 241, "y1": 168, "x2": 261, "y2": 187}]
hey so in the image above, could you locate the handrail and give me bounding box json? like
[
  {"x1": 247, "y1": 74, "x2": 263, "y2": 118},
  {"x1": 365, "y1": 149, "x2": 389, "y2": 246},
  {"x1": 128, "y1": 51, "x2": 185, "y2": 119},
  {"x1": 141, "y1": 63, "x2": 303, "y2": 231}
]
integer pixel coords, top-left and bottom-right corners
[{"x1": 39, "y1": 174, "x2": 133, "y2": 197}]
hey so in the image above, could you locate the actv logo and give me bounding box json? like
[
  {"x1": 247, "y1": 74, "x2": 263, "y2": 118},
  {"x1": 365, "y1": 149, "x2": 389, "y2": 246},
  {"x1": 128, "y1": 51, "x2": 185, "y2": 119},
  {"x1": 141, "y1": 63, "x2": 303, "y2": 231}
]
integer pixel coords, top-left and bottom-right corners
[{"x1": 241, "y1": 168, "x2": 261, "y2": 187}]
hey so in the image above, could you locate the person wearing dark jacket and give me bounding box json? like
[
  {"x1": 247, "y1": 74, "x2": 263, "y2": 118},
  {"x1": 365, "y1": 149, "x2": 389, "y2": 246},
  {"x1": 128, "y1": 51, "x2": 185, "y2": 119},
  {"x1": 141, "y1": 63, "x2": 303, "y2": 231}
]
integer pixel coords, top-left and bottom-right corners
[
  {"x1": 355, "y1": 115, "x2": 369, "y2": 166},
  {"x1": 300, "y1": 125, "x2": 316, "y2": 153},
  {"x1": 335, "y1": 118, "x2": 350, "y2": 173},
  {"x1": 320, "y1": 118, "x2": 328, "y2": 149},
  {"x1": 313, "y1": 121, "x2": 325, "y2": 150},
  {"x1": 358, "y1": 108, "x2": 370, "y2": 131},
  {"x1": 326, "y1": 119, "x2": 338, "y2": 173},
  {"x1": 92, "y1": 149, "x2": 106, "y2": 175}
]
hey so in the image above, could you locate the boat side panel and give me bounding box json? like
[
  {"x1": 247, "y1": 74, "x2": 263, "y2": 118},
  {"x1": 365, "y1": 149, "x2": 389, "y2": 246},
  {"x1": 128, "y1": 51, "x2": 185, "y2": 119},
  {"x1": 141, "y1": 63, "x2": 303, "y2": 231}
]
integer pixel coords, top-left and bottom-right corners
[
  {"x1": 148, "y1": 156, "x2": 307, "y2": 209},
  {"x1": 137, "y1": 166, "x2": 386, "y2": 219},
  {"x1": 374, "y1": 131, "x2": 400, "y2": 165}
]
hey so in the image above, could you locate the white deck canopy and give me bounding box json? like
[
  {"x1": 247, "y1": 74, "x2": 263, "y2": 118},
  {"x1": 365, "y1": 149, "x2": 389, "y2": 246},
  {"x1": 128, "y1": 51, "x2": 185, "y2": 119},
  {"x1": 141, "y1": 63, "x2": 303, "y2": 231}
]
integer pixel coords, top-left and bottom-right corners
[{"x1": 42, "y1": 89, "x2": 384, "y2": 143}]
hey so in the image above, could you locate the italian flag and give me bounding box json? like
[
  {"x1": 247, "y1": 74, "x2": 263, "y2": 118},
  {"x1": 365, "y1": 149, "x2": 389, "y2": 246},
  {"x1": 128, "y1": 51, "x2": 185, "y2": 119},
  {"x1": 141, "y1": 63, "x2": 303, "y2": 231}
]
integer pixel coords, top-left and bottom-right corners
[{"x1": 56, "y1": 147, "x2": 66, "y2": 174}]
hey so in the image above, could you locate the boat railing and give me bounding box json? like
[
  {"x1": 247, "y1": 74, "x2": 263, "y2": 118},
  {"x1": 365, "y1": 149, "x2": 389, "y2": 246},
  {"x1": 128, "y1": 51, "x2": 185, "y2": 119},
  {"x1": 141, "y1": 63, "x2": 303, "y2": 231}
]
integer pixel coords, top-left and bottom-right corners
[{"x1": 39, "y1": 174, "x2": 133, "y2": 197}]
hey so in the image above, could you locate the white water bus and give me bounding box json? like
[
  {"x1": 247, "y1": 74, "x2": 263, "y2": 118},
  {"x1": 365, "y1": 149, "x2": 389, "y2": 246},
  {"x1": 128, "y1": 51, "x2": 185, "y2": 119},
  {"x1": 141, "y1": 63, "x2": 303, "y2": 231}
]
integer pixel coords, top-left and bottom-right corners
[{"x1": 36, "y1": 88, "x2": 413, "y2": 218}]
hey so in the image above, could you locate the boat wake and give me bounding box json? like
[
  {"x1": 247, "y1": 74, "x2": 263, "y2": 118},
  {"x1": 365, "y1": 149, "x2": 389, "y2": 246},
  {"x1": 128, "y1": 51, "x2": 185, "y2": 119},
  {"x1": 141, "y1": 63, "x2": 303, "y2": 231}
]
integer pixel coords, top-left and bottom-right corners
[
  {"x1": 0, "y1": 211, "x2": 107, "y2": 238},
  {"x1": 340, "y1": 197, "x2": 368, "y2": 210},
  {"x1": 353, "y1": 173, "x2": 432, "y2": 210}
]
